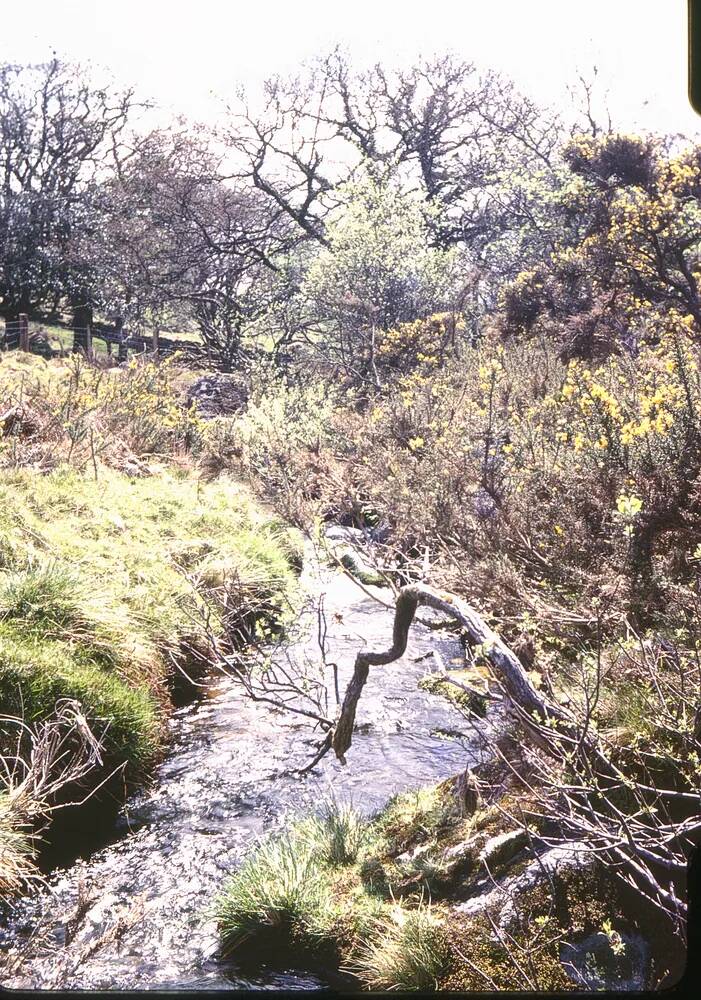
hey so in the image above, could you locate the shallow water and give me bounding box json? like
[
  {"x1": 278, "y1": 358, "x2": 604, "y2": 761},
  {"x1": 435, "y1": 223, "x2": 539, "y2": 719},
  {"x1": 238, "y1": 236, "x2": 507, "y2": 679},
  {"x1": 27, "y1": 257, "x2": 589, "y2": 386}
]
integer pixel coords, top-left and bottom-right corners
[{"x1": 0, "y1": 546, "x2": 493, "y2": 990}]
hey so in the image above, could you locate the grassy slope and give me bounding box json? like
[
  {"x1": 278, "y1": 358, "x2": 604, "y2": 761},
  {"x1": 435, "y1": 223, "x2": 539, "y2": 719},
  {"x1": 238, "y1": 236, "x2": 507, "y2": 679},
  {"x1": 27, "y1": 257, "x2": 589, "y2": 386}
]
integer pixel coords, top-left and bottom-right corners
[
  {"x1": 0, "y1": 465, "x2": 298, "y2": 766},
  {"x1": 0, "y1": 347, "x2": 300, "y2": 895}
]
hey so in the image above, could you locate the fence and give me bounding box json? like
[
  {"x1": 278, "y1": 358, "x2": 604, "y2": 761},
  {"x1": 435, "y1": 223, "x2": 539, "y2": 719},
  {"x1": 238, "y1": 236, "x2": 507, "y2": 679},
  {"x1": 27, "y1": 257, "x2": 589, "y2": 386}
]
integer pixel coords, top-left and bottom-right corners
[{"x1": 0, "y1": 314, "x2": 203, "y2": 362}]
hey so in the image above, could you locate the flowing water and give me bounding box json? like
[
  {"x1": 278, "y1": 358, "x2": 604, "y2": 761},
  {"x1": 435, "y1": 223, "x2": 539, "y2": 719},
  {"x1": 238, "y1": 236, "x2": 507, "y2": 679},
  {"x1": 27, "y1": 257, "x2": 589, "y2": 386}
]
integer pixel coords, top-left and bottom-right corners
[{"x1": 0, "y1": 541, "x2": 494, "y2": 991}]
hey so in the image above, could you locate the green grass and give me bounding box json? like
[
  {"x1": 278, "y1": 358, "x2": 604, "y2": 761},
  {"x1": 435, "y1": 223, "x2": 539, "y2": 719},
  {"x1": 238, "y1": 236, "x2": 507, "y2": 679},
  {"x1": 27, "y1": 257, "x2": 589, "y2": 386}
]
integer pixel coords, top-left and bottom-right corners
[
  {"x1": 349, "y1": 899, "x2": 451, "y2": 991},
  {"x1": 307, "y1": 798, "x2": 370, "y2": 866},
  {"x1": 215, "y1": 798, "x2": 453, "y2": 986},
  {"x1": 0, "y1": 790, "x2": 35, "y2": 900},
  {"x1": 0, "y1": 627, "x2": 160, "y2": 771},
  {"x1": 0, "y1": 463, "x2": 299, "y2": 819},
  {"x1": 216, "y1": 800, "x2": 378, "y2": 961},
  {"x1": 217, "y1": 830, "x2": 336, "y2": 958},
  {"x1": 26, "y1": 321, "x2": 202, "y2": 358}
]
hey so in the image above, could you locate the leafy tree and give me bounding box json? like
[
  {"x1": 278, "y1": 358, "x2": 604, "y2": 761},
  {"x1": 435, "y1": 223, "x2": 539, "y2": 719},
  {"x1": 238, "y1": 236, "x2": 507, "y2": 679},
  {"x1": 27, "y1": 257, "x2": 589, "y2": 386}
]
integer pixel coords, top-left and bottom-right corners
[{"x1": 303, "y1": 163, "x2": 459, "y2": 385}]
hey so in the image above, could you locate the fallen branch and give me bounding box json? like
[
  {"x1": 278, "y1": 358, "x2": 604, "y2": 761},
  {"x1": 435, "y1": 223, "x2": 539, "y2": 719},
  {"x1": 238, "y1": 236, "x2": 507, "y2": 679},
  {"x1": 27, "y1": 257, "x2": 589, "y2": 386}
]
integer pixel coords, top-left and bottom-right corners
[
  {"x1": 320, "y1": 583, "x2": 695, "y2": 935},
  {"x1": 330, "y1": 583, "x2": 576, "y2": 764}
]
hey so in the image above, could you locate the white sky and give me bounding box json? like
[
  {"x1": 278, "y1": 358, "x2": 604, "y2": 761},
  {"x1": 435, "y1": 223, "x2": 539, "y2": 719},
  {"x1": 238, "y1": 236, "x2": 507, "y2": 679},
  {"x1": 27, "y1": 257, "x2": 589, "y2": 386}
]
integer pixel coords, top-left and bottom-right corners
[{"x1": 0, "y1": 0, "x2": 699, "y2": 136}]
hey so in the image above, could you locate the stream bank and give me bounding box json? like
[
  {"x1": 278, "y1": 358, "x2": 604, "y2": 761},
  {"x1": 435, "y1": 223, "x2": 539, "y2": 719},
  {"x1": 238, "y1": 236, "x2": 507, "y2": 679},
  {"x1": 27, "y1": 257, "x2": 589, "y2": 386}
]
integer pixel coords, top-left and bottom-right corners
[{"x1": 0, "y1": 537, "x2": 489, "y2": 990}]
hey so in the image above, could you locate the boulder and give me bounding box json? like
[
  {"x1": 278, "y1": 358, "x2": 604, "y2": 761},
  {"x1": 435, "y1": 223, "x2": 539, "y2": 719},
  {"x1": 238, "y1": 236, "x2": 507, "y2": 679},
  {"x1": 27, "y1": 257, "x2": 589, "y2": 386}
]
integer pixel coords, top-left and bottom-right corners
[
  {"x1": 478, "y1": 829, "x2": 528, "y2": 870},
  {"x1": 186, "y1": 374, "x2": 248, "y2": 420},
  {"x1": 455, "y1": 841, "x2": 593, "y2": 932},
  {"x1": 560, "y1": 930, "x2": 649, "y2": 991}
]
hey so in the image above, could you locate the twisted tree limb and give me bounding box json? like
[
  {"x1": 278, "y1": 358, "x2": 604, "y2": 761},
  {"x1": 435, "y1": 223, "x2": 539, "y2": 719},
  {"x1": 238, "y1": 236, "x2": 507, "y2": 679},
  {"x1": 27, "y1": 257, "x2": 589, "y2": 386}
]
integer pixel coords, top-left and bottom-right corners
[
  {"x1": 331, "y1": 583, "x2": 575, "y2": 763},
  {"x1": 320, "y1": 583, "x2": 695, "y2": 933}
]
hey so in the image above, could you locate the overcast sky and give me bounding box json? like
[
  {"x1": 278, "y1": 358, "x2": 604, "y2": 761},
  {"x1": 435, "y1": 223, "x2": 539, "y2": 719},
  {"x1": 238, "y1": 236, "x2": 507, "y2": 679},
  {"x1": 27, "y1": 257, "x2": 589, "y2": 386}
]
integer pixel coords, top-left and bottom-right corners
[{"x1": 0, "y1": 1, "x2": 699, "y2": 136}]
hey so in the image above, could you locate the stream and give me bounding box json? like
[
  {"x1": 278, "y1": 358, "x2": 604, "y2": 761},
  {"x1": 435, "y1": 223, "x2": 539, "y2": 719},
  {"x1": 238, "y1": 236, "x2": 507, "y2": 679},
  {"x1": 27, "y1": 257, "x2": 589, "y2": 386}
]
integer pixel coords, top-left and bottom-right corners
[{"x1": 0, "y1": 536, "x2": 494, "y2": 991}]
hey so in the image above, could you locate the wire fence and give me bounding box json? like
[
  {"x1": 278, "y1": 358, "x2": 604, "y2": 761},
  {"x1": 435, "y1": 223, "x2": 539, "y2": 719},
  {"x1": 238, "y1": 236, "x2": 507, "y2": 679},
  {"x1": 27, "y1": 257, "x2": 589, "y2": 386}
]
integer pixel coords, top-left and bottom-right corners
[{"x1": 0, "y1": 316, "x2": 204, "y2": 363}]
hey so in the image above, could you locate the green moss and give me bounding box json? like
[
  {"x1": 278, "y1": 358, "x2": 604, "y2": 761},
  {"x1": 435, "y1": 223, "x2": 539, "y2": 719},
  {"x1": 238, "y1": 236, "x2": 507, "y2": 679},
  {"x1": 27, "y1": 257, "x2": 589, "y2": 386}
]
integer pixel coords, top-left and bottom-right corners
[
  {"x1": 0, "y1": 625, "x2": 160, "y2": 772},
  {"x1": 339, "y1": 551, "x2": 385, "y2": 586},
  {"x1": 440, "y1": 911, "x2": 573, "y2": 991},
  {"x1": 418, "y1": 671, "x2": 487, "y2": 715}
]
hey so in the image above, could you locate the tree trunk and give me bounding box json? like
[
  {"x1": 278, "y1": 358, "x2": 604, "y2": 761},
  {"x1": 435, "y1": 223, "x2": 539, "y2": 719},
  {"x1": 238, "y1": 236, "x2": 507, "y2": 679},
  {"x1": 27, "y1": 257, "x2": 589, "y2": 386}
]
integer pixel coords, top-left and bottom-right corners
[{"x1": 72, "y1": 289, "x2": 93, "y2": 355}]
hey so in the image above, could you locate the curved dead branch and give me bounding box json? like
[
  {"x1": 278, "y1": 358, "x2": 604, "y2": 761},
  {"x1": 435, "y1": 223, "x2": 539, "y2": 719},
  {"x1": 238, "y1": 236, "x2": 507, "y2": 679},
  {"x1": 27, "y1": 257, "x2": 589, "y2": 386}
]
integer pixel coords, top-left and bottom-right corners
[{"x1": 330, "y1": 583, "x2": 576, "y2": 764}]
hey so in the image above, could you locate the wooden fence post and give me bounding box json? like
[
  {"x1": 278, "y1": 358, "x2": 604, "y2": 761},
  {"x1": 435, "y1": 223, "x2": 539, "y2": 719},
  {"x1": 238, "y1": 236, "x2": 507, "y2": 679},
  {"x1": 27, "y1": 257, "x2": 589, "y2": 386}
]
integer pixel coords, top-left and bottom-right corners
[
  {"x1": 85, "y1": 323, "x2": 93, "y2": 358},
  {"x1": 116, "y1": 317, "x2": 128, "y2": 363},
  {"x1": 18, "y1": 313, "x2": 29, "y2": 352}
]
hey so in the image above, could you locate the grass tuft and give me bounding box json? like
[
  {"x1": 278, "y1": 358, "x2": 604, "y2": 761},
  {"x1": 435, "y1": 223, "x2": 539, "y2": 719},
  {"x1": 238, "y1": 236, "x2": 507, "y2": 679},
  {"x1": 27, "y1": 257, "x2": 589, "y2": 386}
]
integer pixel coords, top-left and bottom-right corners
[
  {"x1": 216, "y1": 830, "x2": 335, "y2": 958},
  {"x1": 308, "y1": 798, "x2": 370, "y2": 866},
  {"x1": 349, "y1": 897, "x2": 451, "y2": 991},
  {"x1": 0, "y1": 790, "x2": 36, "y2": 899}
]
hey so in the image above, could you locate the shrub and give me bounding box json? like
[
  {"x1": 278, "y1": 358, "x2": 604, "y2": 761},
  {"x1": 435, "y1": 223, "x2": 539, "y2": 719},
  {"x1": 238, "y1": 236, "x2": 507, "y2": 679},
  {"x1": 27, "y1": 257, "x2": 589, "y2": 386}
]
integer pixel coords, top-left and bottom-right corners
[
  {"x1": 200, "y1": 376, "x2": 340, "y2": 525},
  {"x1": 0, "y1": 352, "x2": 199, "y2": 473}
]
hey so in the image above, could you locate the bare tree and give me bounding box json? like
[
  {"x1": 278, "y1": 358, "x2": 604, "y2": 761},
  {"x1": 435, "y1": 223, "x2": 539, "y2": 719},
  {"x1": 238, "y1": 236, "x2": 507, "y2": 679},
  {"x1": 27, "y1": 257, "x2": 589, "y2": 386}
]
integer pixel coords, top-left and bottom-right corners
[{"x1": 0, "y1": 59, "x2": 136, "y2": 334}]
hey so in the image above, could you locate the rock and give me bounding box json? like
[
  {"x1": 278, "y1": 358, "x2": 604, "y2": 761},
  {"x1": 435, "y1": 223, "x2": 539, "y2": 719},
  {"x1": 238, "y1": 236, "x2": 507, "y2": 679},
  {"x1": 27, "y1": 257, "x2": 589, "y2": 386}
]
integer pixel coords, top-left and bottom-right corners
[
  {"x1": 339, "y1": 551, "x2": 385, "y2": 586},
  {"x1": 186, "y1": 374, "x2": 248, "y2": 420},
  {"x1": 323, "y1": 525, "x2": 366, "y2": 544},
  {"x1": 369, "y1": 521, "x2": 392, "y2": 543},
  {"x1": 455, "y1": 841, "x2": 593, "y2": 931},
  {"x1": 478, "y1": 829, "x2": 528, "y2": 869},
  {"x1": 560, "y1": 930, "x2": 649, "y2": 991}
]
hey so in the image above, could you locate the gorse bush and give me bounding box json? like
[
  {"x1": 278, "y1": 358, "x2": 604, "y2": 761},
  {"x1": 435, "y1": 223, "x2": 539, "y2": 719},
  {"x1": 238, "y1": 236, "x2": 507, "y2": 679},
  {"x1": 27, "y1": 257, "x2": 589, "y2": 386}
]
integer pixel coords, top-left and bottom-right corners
[
  {"x1": 224, "y1": 325, "x2": 699, "y2": 640},
  {"x1": 201, "y1": 375, "x2": 341, "y2": 525},
  {"x1": 0, "y1": 352, "x2": 199, "y2": 473}
]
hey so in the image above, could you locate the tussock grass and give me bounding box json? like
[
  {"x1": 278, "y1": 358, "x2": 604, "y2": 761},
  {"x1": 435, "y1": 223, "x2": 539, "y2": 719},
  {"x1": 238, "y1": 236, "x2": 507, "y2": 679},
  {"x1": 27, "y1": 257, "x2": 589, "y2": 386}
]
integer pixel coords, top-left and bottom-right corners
[
  {"x1": 0, "y1": 790, "x2": 35, "y2": 898},
  {"x1": 349, "y1": 898, "x2": 450, "y2": 991},
  {"x1": 215, "y1": 797, "x2": 456, "y2": 987},
  {"x1": 216, "y1": 830, "x2": 335, "y2": 957},
  {"x1": 216, "y1": 800, "x2": 373, "y2": 961},
  {"x1": 308, "y1": 798, "x2": 370, "y2": 866}
]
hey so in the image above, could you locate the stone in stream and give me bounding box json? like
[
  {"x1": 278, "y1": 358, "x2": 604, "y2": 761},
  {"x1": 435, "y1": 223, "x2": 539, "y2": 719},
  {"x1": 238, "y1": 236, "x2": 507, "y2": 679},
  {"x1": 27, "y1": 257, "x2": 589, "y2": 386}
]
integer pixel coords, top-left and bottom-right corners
[{"x1": 323, "y1": 523, "x2": 387, "y2": 585}]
